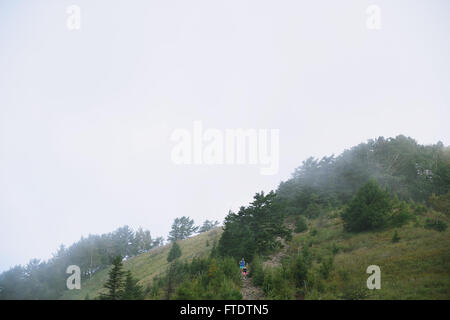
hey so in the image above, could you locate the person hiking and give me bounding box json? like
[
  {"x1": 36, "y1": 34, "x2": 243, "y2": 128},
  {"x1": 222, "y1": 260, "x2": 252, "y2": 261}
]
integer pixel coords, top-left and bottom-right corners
[
  {"x1": 239, "y1": 258, "x2": 245, "y2": 271},
  {"x1": 242, "y1": 263, "x2": 248, "y2": 279}
]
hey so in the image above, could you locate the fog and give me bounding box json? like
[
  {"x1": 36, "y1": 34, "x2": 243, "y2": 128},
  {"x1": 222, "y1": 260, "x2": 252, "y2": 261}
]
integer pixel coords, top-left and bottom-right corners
[{"x1": 1, "y1": 0, "x2": 449, "y2": 272}]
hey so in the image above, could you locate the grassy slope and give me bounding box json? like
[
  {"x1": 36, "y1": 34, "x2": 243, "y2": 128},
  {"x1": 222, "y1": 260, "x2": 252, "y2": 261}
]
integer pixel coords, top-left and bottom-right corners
[
  {"x1": 286, "y1": 212, "x2": 450, "y2": 299},
  {"x1": 61, "y1": 228, "x2": 222, "y2": 300},
  {"x1": 62, "y1": 213, "x2": 450, "y2": 300}
]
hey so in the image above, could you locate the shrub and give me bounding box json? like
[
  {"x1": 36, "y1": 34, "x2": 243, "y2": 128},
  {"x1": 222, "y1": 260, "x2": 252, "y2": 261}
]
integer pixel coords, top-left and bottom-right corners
[
  {"x1": 305, "y1": 203, "x2": 322, "y2": 219},
  {"x1": 330, "y1": 243, "x2": 340, "y2": 255},
  {"x1": 414, "y1": 204, "x2": 428, "y2": 215},
  {"x1": 340, "y1": 282, "x2": 368, "y2": 300},
  {"x1": 249, "y1": 255, "x2": 264, "y2": 286},
  {"x1": 289, "y1": 255, "x2": 308, "y2": 288},
  {"x1": 262, "y1": 267, "x2": 295, "y2": 299},
  {"x1": 319, "y1": 256, "x2": 333, "y2": 279},
  {"x1": 392, "y1": 230, "x2": 400, "y2": 243},
  {"x1": 294, "y1": 216, "x2": 308, "y2": 233},
  {"x1": 390, "y1": 201, "x2": 412, "y2": 227},
  {"x1": 424, "y1": 218, "x2": 448, "y2": 232}
]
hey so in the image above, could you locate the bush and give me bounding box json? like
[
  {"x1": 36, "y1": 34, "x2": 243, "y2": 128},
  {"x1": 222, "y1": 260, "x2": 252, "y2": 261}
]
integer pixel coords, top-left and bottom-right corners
[
  {"x1": 341, "y1": 180, "x2": 393, "y2": 232},
  {"x1": 262, "y1": 267, "x2": 295, "y2": 299},
  {"x1": 390, "y1": 201, "x2": 412, "y2": 227},
  {"x1": 392, "y1": 230, "x2": 400, "y2": 243},
  {"x1": 340, "y1": 282, "x2": 369, "y2": 300},
  {"x1": 414, "y1": 204, "x2": 428, "y2": 215},
  {"x1": 294, "y1": 216, "x2": 308, "y2": 233},
  {"x1": 330, "y1": 243, "x2": 340, "y2": 255},
  {"x1": 318, "y1": 257, "x2": 333, "y2": 279},
  {"x1": 424, "y1": 218, "x2": 448, "y2": 232},
  {"x1": 305, "y1": 203, "x2": 322, "y2": 219},
  {"x1": 289, "y1": 255, "x2": 308, "y2": 288},
  {"x1": 249, "y1": 256, "x2": 264, "y2": 286}
]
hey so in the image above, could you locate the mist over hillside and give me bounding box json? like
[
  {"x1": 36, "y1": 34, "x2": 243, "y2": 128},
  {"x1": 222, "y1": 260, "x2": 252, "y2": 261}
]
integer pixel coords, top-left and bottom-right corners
[{"x1": 1, "y1": 135, "x2": 448, "y2": 300}]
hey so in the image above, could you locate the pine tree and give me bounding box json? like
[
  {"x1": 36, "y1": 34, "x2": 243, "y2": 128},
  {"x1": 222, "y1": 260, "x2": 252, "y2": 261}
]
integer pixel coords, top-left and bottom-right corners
[
  {"x1": 167, "y1": 216, "x2": 198, "y2": 241},
  {"x1": 122, "y1": 270, "x2": 144, "y2": 300},
  {"x1": 167, "y1": 242, "x2": 182, "y2": 262},
  {"x1": 99, "y1": 255, "x2": 125, "y2": 300},
  {"x1": 341, "y1": 180, "x2": 393, "y2": 232}
]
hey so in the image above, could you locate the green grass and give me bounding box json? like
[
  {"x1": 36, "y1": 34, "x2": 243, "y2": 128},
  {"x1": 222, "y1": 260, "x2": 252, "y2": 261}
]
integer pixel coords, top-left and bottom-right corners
[
  {"x1": 60, "y1": 228, "x2": 222, "y2": 300},
  {"x1": 288, "y1": 214, "x2": 450, "y2": 299}
]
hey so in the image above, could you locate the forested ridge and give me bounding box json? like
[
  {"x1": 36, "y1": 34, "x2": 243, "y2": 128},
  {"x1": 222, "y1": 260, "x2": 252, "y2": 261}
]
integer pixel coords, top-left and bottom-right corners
[{"x1": 1, "y1": 135, "x2": 449, "y2": 300}]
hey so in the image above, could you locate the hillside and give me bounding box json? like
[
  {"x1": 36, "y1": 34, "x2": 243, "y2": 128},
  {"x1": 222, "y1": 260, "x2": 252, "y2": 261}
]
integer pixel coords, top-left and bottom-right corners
[
  {"x1": 60, "y1": 136, "x2": 449, "y2": 300},
  {"x1": 62, "y1": 210, "x2": 450, "y2": 300},
  {"x1": 2, "y1": 135, "x2": 448, "y2": 300},
  {"x1": 61, "y1": 228, "x2": 222, "y2": 300},
  {"x1": 278, "y1": 212, "x2": 450, "y2": 299}
]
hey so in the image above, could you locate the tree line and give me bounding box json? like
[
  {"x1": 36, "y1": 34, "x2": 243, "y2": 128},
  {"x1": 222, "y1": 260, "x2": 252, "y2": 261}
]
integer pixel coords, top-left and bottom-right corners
[{"x1": 0, "y1": 225, "x2": 163, "y2": 299}]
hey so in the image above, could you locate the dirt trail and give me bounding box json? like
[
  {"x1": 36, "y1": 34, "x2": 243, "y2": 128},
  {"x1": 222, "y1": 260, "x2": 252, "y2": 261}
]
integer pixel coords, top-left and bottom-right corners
[
  {"x1": 240, "y1": 274, "x2": 264, "y2": 300},
  {"x1": 263, "y1": 222, "x2": 295, "y2": 269},
  {"x1": 241, "y1": 223, "x2": 295, "y2": 299}
]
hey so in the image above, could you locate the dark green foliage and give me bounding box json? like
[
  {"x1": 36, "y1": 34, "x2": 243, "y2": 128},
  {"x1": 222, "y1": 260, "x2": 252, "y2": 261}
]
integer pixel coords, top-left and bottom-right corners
[
  {"x1": 414, "y1": 204, "x2": 428, "y2": 215},
  {"x1": 294, "y1": 216, "x2": 308, "y2": 233},
  {"x1": 289, "y1": 255, "x2": 308, "y2": 288},
  {"x1": 262, "y1": 267, "x2": 295, "y2": 299},
  {"x1": 424, "y1": 218, "x2": 448, "y2": 232},
  {"x1": 340, "y1": 283, "x2": 369, "y2": 300},
  {"x1": 165, "y1": 260, "x2": 190, "y2": 299},
  {"x1": 319, "y1": 257, "x2": 333, "y2": 279},
  {"x1": 168, "y1": 216, "x2": 198, "y2": 242},
  {"x1": 341, "y1": 180, "x2": 393, "y2": 232},
  {"x1": 122, "y1": 271, "x2": 144, "y2": 300},
  {"x1": 390, "y1": 201, "x2": 412, "y2": 227},
  {"x1": 153, "y1": 256, "x2": 242, "y2": 300},
  {"x1": 209, "y1": 241, "x2": 219, "y2": 259},
  {"x1": 218, "y1": 191, "x2": 291, "y2": 261},
  {"x1": 99, "y1": 256, "x2": 125, "y2": 300},
  {"x1": 305, "y1": 203, "x2": 322, "y2": 219},
  {"x1": 167, "y1": 242, "x2": 182, "y2": 262},
  {"x1": 392, "y1": 230, "x2": 400, "y2": 243},
  {"x1": 330, "y1": 243, "x2": 340, "y2": 255},
  {"x1": 249, "y1": 255, "x2": 264, "y2": 286}
]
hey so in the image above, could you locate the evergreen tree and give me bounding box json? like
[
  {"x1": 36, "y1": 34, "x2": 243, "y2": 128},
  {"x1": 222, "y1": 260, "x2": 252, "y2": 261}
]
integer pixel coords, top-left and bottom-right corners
[
  {"x1": 122, "y1": 270, "x2": 144, "y2": 300},
  {"x1": 218, "y1": 191, "x2": 291, "y2": 260},
  {"x1": 341, "y1": 180, "x2": 393, "y2": 232},
  {"x1": 168, "y1": 216, "x2": 198, "y2": 242},
  {"x1": 167, "y1": 242, "x2": 182, "y2": 262},
  {"x1": 99, "y1": 255, "x2": 125, "y2": 300}
]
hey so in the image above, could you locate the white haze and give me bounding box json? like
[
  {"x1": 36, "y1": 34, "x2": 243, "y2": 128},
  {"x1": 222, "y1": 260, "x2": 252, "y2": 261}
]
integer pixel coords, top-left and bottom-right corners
[{"x1": 0, "y1": 0, "x2": 449, "y2": 272}]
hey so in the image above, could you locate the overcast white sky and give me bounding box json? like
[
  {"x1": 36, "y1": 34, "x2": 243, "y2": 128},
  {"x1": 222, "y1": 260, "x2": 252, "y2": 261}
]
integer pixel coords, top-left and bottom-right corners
[{"x1": 1, "y1": 0, "x2": 449, "y2": 272}]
